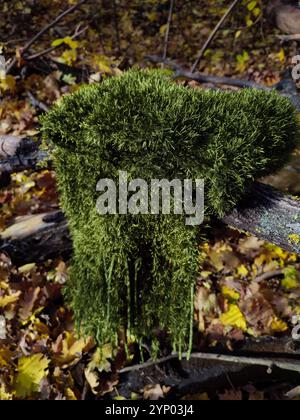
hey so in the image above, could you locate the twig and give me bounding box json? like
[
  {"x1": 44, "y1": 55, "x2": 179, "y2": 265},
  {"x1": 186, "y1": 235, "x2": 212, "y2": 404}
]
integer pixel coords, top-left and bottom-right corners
[
  {"x1": 277, "y1": 34, "x2": 300, "y2": 42},
  {"x1": 191, "y1": 0, "x2": 241, "y2": 73},
  {"x1": 145, "y1": 55, "x2": 270, "y2": 91},
  {"x1": 6, "y1": 0, "x2": 87, "y2": 74},
  {"x1": 174, "y1": 68, "x2": 271, "y2": 90},
  {"x1": 27, "y1": 91, "x2": 49, "y2": 113},
  {"x1": 25, "y1": 26, "x2": 88, "y2": 61},
  {"x1": 145, "y1": 55, "x2": 182, "y2": 71},
  {"x1": 4, "y1": 38, "x2": 27, "y2": 46},
  {"x1": 112, "y1": 0, "x2": 121, "y2": 55},
  {"x1": 254, "y1": 269, "x2": 284, "y2": 283},
  {"x1": 162, "y1": 0, "x2": 175, "y2": 65},
  {"x1": 120, "y1": 352, "x2": 300, "y2": 374},
  {"x1": 81, "y1": 380, "x2": 89, "y2": 401}
]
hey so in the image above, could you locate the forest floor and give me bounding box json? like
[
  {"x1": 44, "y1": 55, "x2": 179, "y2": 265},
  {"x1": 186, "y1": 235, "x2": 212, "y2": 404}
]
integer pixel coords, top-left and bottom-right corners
[{"x1": 1, "y1": 0, "x2": 300, "y2": 400}]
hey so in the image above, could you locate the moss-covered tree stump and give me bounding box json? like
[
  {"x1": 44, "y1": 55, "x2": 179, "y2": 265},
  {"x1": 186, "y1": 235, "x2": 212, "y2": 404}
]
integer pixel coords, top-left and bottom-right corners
[{"x1": 41, "y1": 70, "x2": 299, "y2": 354}]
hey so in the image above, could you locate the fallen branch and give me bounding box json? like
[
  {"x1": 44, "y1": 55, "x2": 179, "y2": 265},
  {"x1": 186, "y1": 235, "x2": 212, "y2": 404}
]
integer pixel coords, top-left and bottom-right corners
[
  {"x1": 0, "y1": 211, "x2": 72, "y2": 265},
  {"x1": 278, "y1": 33, "x2": 300, "y2": 41},
  {"x1": 120, "y1": 351, "x2": 300, "y2": 375},
  {"x1": 116, "y1": 350, "x2": 300, "y2": 398},
  {"x1": 27, "y1": 92, "x2": 49, "y2": 113},
  {"x1": 0, "y1": 135, "x2": 48, "y2": 175},
  {"x1": 146, "y1": 55, "x2": 270, "y2": 90},
  {"x1": 112, "y1": 0, "x2": 121, "y2": 55},
  {"x1": 191, "y1": 0, "x2": 241, "y2": 73},
  {"x1": 254, "y1": 269, "x2": 284, "y2": 283},
  {"x1": 175, "y1": 68, "x2": 271, "y2": 90},
  {"x1": 162, "y1": 0, "x2": 175, "y2": 64}
]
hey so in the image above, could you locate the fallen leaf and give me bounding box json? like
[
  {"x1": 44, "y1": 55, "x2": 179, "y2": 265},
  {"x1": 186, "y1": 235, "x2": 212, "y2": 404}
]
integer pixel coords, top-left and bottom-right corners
[
  {"x1": 0, "y1": 291, "x2": 21, "y2": 308},
  {"x1": 0, "y1": 385, "x2": 13, "y2": 400},
  {"x1": 286, "y1": 386, "x2": 300, "y2": 400},
  {"x1": 282, "y1": 266, "x2": 299, "y2": 290},
  {"x1": 271, "y1": 317, "x2": 288, "y2": 333},
  {"x1": 53, "y1": 332, "x2": 93, "y2": 368},
  {"x1": 18, "y1": 263, "x2": 36, "y2": 274},
  {"x1": 0, "y1": 315, "x2": 7, "y2": 339},
  {"x1": 221, "y1": 286, "x2": 240, "y2": 301},
  {"x1": 19, "y1": 287, "x2": 41, "y2": 321},
  {"x1": 220, "y1": 304, "x2": 247, "y2": 331},
  {"x1": 143, "y1": 384, "x2": 164, "y2": 400},
  {"x1": 15, "y1": 354, "x2": 49, "y2": 398},
  {"x1": 237, "y1": 264, "x2": 249, "y2": 277}
]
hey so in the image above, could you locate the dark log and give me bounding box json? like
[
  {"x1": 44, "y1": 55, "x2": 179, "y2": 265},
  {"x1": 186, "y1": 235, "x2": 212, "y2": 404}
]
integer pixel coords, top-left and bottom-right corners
[
  {"x1": 1, "y1": 183, "x2": 300, "y2": 265},
  {"x1": 0, "y1": 211, "x2": 72, "y2": 265},
  {"x1": 222, "y1": 182, "x2": 300, "y2": 254},
  {"x1": 0, "y1": 135, "x2": 48, "y2": 176},
  {"x1": 117, "y1": 352, "x2": 300, "y2": 399}
]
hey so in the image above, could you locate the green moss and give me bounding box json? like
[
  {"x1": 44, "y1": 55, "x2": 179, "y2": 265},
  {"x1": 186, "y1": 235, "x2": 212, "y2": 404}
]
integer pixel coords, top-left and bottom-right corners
[{"x1": 41, "y1": 69, "x2": 299, "y2": 354}]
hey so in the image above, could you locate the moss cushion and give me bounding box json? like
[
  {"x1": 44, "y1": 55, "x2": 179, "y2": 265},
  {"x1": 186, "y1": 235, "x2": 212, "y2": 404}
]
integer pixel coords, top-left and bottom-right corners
[{"x1": 41, "y1": 69, "x2": 299, "y2": 354}]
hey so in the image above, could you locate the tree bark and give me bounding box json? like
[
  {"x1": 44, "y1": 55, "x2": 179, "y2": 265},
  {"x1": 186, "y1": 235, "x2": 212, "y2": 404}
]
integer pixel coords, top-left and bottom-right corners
[{"x1": 222, "y1": 182, "x2": 300, "y2": 254}]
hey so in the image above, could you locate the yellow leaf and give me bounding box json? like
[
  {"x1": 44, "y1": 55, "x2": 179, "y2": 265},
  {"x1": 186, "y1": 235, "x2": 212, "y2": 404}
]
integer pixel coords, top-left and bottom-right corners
[
  {"x1": 235, "y1": 30, "x2": 242, "y2": 39},
  {"x1": 55, "y1": 332, "x2": 92, "y2": 367},
  {"x1": 254, "y1": 253, "x2": 267, "y2": 267},
  {"x1": 18, "y1": 263, "x2": 36, "y2": 274},
  {"x1": 282, "y1": 266, "x2": 299, "y2": 290},
  {"x1": 200, "y1": 271, "x2": 212, "y2": 279},
  {"x1": 92, "y1": 344, "x2": 113, "y2": 372},
  {"x1": 247, "y1": 1, "x2": 257, "y2": 11},
  {"x1": 0, "y1": 75, "x2": 16, "y2": 92},
  {"x1": 62, "y1": 36, "x2": 79, "y2": 50},
  {"x1": 221, "y1": 286, "x2": 240, "y2": 301},
  {"x1": 271, "y1": 317, "x2": 288, "y2": 333},
  {"x1": 59, "y1": 49, "x2": 77, "y2": 66},
  {"x1": 0, "y1": 291, "x2": 21, "y2": 308},
  {"x1": 52, "y1": 36, "x2": 79, "y2": 50},
  {"x1": 85, "y1": 367, "x2": 99, "y2": 395},
  {"x1": 252, "y1": 7, "x2": 261, "y2": 17},
  {"x1": 15, "y1": 354, "x2": 49, "y2": 398},
  {"x1": 220, "y1": 304, "x2": 247, "y2": 331},
  {"x1": 267, "y1": 245, "x2": 288, "y2": 260},
  {"x1": 147, "y1": 12, "x2": 157, "y2": 22},
  {"x1": 0, "y1": 385, "x2": 13, "y2": 400},
  {"x1": 246, "y1": 16, "x2": 254, "y2": 27},
  {"x1": 92, "y1": 55, "x2": 113, "y2": 74},
  {"x1": 237, "y1": 264, "x2": 249, "y2": 277},
  {"x1": 51, "y1": 38, "x2": 65, "y2": 47},
  {"x1": 277, "y1": 48, "x2": 286, "y2": 64},
  {"x1": 160, "y1": 24, "x2": 167, "y2": 36},
  {"x1": 66, "y1": 388, "x2": 77, "y2": 400}
]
